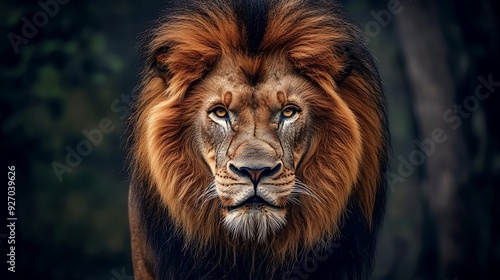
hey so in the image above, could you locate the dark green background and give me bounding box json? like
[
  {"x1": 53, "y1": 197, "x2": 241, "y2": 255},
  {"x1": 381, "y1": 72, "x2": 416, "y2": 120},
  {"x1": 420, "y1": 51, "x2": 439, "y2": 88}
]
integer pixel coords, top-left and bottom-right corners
[{"x1": 1, "y1": 0, "x2": 499, "y2": 279}]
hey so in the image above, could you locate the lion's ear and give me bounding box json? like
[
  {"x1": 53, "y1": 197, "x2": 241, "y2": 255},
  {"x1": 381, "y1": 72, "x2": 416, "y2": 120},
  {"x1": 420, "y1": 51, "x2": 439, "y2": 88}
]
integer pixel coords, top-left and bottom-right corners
[
  {"x1": 151, "y1": 44, "x2": 220, "y2": 96},
  {"x1": 331, "y1": 46, "x2": 352, "y2": 83},
  {"x1": 153, "y1": 47, "x2": 171, "y2": 77},
  {"x1": 288, "y1": 44, "x2": 353, "y2": 85}
]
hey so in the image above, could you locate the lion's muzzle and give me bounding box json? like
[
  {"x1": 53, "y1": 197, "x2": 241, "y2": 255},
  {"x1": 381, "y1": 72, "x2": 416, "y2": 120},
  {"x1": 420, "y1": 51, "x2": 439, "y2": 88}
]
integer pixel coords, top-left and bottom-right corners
[
  {"x1": 216, "y1": 139, "x2": 293, "y2": 241},
  {"x1": 224, "y1": 139, "x2": 286, "y2": 207}
]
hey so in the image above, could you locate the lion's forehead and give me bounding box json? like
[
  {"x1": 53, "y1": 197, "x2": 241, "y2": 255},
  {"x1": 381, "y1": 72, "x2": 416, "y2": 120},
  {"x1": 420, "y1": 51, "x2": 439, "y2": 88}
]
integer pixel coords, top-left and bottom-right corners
[{"x1": 206, "y1": 66, "x2": 305, "y2": 113}]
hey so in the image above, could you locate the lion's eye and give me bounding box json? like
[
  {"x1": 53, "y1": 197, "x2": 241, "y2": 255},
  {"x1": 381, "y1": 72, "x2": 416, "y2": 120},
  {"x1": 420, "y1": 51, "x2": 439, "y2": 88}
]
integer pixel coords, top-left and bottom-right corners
[
  {"x1": 281, "y1": 107, "x2": 298, "y2": 118},
  {"x1": 213, "y1": 107, "x2": 228, "y2": 118}
]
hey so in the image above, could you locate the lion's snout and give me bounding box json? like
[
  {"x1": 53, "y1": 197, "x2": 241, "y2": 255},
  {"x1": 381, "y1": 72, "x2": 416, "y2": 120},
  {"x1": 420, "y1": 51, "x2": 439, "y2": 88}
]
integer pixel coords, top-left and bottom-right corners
[
  {"x1": 228, "y1": 139, "x2": 282, "y2": 183},
  {"x1": 229, "y1": 163, "x2": 282, "y2": 185}
]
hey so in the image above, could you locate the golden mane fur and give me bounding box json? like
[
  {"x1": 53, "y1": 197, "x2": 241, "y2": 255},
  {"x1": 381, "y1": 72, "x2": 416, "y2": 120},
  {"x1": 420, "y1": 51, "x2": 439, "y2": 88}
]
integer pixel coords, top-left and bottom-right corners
[{"x1": 129, "y1": 0, "x2": 387, "y2": 273}]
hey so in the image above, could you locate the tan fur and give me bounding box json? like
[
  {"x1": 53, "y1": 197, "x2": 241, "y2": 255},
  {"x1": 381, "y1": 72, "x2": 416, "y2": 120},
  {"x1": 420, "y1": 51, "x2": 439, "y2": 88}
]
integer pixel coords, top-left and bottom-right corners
[{"x1": 130, "y1": 0, "x2": 385, "y2": 271}]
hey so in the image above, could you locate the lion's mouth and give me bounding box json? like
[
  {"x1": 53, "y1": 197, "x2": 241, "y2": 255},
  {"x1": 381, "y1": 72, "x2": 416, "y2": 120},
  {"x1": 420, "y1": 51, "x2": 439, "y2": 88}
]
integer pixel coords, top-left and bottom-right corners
[{"x1": 226, "y1": 195, "x2": 284, "y2": 211}]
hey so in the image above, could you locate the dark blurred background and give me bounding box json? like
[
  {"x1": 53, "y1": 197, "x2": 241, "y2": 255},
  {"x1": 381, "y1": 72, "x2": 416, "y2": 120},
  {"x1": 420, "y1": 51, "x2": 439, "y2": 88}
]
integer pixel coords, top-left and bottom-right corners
[{"x1": 1, "y1": 0, "x2": 499, "y2": 279}]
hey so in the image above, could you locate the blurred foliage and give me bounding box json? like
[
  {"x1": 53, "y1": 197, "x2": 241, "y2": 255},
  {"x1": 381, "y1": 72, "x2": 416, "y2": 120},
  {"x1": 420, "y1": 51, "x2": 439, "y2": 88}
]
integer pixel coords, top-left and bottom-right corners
[{"x1": 1, "y1": 1, "x2": 164, "y2": 279}]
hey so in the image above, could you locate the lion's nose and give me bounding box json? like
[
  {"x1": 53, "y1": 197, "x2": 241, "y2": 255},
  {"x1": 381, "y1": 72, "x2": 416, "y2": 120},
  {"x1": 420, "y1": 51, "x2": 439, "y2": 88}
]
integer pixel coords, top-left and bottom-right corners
[{"x1": 229, "y1": 163, "x2": 282, "y2": 185}]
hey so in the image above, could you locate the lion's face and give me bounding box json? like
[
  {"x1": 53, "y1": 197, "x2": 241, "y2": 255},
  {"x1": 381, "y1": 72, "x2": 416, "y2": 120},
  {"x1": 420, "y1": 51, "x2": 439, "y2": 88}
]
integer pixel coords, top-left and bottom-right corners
[
  {"x1": 194, "y1": 57, "x2": 314, "y2": 241},
  {"x1": 132, "y1": 0, "x2": 386, "y2": 260}
]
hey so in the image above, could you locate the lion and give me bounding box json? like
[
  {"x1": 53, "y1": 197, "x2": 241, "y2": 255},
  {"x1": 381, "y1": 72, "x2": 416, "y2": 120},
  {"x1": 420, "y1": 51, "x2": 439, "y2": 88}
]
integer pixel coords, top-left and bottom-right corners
[{"x1": 127, "y1": 0, "x2": 389, "y2": 279}]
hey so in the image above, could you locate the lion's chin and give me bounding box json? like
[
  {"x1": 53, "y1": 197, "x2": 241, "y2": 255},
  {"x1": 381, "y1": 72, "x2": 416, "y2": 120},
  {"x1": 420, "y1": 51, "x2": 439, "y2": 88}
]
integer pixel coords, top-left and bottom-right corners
[{"x1": 222, "y1": 206, "x2": 287, "y2": 243}]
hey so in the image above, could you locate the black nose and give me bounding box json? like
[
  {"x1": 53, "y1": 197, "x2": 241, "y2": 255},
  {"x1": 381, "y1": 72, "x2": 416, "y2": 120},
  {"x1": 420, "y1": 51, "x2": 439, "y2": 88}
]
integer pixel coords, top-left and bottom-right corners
[{"x1": 229, "y1": 163, "x2": 282, "y2": 185}]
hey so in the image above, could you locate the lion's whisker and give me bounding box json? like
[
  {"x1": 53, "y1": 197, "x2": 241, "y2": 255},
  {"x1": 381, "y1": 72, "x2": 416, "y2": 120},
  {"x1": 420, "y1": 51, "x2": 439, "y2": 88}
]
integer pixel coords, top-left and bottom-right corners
[
  {"x1": 293, "y1": 179, "x2": 327, "y2": 204},
  {"x1": 287, "y1": 196, "x2": 302, "y2": 206},
  {"x1": 197, "y1": 181, "x2": 217, "y2": 206}
]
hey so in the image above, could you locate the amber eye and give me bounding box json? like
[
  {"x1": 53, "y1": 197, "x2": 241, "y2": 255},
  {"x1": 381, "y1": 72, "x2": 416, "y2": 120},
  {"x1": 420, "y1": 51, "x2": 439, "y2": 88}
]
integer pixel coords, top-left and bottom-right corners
[
  {"x1": 281, "y1": 107, "x2": 298, "y2": 118},
  {"x1": 213, "y1": 107, "x2": 228, "y2": 118}
]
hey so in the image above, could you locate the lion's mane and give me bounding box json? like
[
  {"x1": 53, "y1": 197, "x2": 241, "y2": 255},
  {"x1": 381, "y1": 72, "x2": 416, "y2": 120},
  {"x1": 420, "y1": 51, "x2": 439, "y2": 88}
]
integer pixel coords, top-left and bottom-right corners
[{"x1": 128, "y1": 0, "x2": 389, "y2": 279}]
